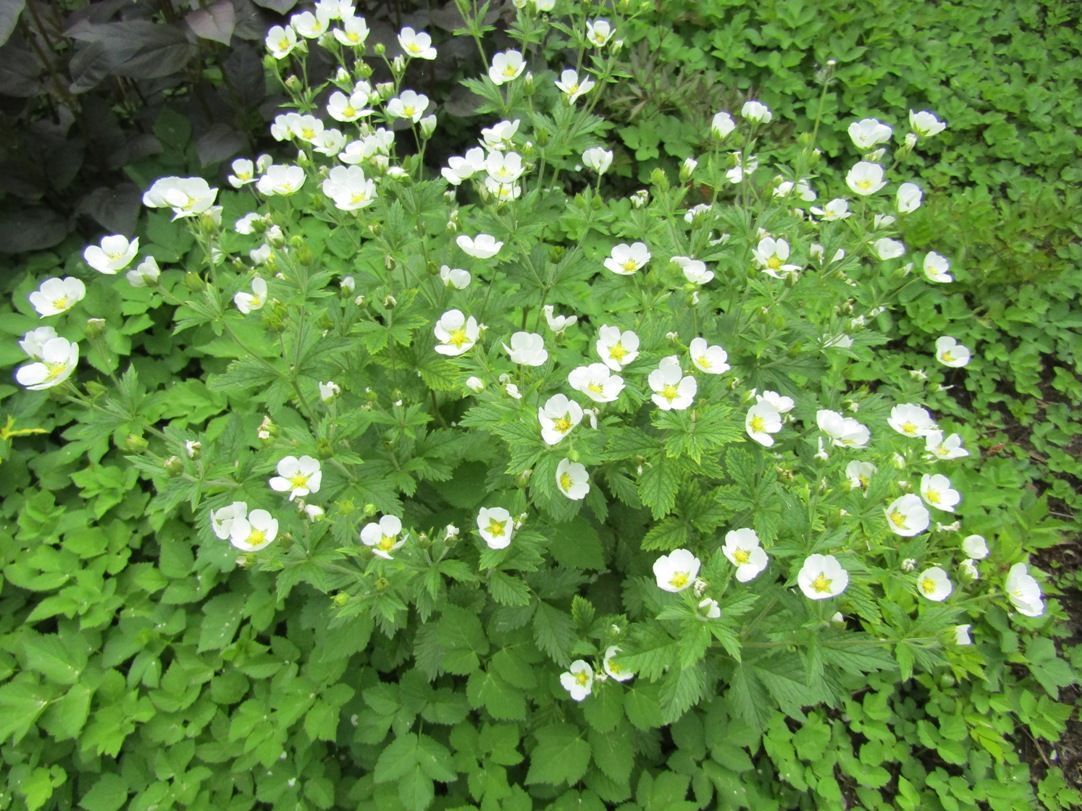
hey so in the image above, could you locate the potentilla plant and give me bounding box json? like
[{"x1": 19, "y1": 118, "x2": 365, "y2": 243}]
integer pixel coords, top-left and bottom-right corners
[{"x1": 8, "y1": 0, "x2": 1055, "y2": 803}]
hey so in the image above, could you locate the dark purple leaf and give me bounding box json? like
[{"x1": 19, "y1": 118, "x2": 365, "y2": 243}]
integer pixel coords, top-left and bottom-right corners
[
  {"x1": 187, "y1": 0, "x2": 235, "y2": 46},
  {"x1": 0, "y1": 0, "x2": 25, "y2": 47},
  {"x1": 223, "y1": 41, "x2": 265, "y2": 109},
  {"x1": 77, "y1": 184, "x2": 141, "y2": 235},
  {"x1": 0, "y1": 207, "x2": 67, "y2": 253},
  {"x1": 196, "y1": 123, "x2": 245, "y2": 166},
  {"x1": 249, "y1": 0, "x2": 297, "y2": 14},
  {"x1": 0, "y1": 35, "x2": 41, "y2": 96}
]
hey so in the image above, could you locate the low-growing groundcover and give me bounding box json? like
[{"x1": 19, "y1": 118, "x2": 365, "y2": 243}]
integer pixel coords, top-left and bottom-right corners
[{"x1": 0, "y1": 1, "x2": 1079, "y2": 809}]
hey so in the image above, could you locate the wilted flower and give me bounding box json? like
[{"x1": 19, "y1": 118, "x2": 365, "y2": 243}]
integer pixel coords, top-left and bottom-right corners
[
  {"x1": 360, "y1": 515, "x2": 405, "y2": 559},
  {"x1": 269, "y1": 455, "x2": 321, "y2": 501},
  {"x1": 477, "y1": 506, "x2": 514, "y2": 549},
  {"x1": 556, "y1": 458, "x2": 590, "y2": 500},
  {"x1": 503, "y1": 332, "x2": 548, "y2": 366},
  {"x1": 319, "y1": 381, "x2": 340, "y2": 402},
  {"x1": 884, "y1": 494, "x2": 930, "y2": 536},
  {"x1": 434, "y1": 309, "x2": 480, "y2": 356},
  {"x1": 698, "y1": 598, "x2": 722, "y2": 619},
  {"x1": 797, "y1": 554, "x2": 848, "y2": 599},
  {"x1": 653, "y1": 549, "x2": 701, "y2": 592},
  {"x1": 604, "y1": 242, "x2": 650, "y2": 275},
  {"x1": 916, "y1": 566, "x2": 952, "y2": 601},
  {"x1": 954, "y1": 624, "x2": 972, "y2": 645},
  {"x1": 935, "y1": 336, "x2": 971, "y2": 368},
  {"x1": 560, "y1": 660, "x2": 594, "y2": 701},
  {"x1": 722, "y1": 528, "x2": 768, "y2": 582}
]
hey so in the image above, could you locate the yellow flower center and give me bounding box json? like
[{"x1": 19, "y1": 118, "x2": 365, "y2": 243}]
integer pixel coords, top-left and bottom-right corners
[
  {"x1": 377, "y1": 535, "x2": 397, "y2": 551},
  {"x1": 408, "y1": 43, "x2": 421, "y2": 54},
  {"x1": 553, "y1": 415, "x2": 573, "y2": 433},
  {"x1": 278, "y1": 37, "x2": 291, "y2": 50},
  {"x1": 448, "y1": 327, "x2": 470, "y2": 348},
  {"x1": 661, "y1": 384, "x2": 679, "y2": 402},
  {"x1": 920, "y1": 577, "x2": 937, "y2": 594},
  {"x1": 46, "y1": 362, "x2": 68, "y2": 380},
  {"x1": 901, "y1": 421, "x2": 917, "y2": 434},
  {"x1": 608, "y1": 660, "x2": 621, "y2": 674},
  {"x1": 696, "y1": 355, "x2": 711, "y2": 369},
  {"x1": 487, "y1": 519, "x2": 506, "y2": 538},
  {"x1": 857, "y1": 179, "x2": 872, "y2": 190},
  {"x1": 889, "y1": 510, "x2": 906, "y2": 528},
  {"x1": 811, "y1": 573, "x2": 832, "y2": 593},
  {"x1": 575, "y1": 671, "x2": 590, "y2": 686},
  {"x1": 734, "y1": 549, "x2": 751, "y2": 564},
  {"x1": 749, "y1": 415, "x2": 765, "y2": 433},
  {"x1": 567, "y1": 83, "x2": 579, "y2": 94},
  {"x1": 246, "y1": 529, "x2": 266, "y2": 548},
  {"x1": 858, "y1": 475, "x2": 870, "y2": 488},
  {"x1": 942, "y1": 351, "x2": 954, "y2": 362},
  {"x1": 301, "y1": 127, "x2": 315, "y2": 140},
  {"x1": 670, "y1": 572, "x2": 689, "y2": 589},
  {"x1": 621, "y1": 259, "x2": 638, "y2": 272},
  {"x1": 288, "y1": 473, "x2": 310, "y2": 489},
  {"x1": 587, "y1": 382, "x2": 604, "y2": 394},
  {"x1": 608, "y1": 342, "x2": 627, "y2": 362},
  {"x1": 503, "y1": 65, "x2": 518, "y2": 77},
  {"x1": 767, "y1": 256, "x2": 782, "y2": 270},
  {"x1": 350, "y1": 192, "x2": 368, "y2": 205},
  {"x1": 403, "y1": 106, "x2": 415, "y2": 118},
  {"x1": 559, "y1": 472, "x2": 574, "y2": 492},
  {"x1": 52, "y1": 296, "x2": 68, "y2": 310},
  {"x1": 343, "y1": 105, "x2": 356, "y2": 118},
  {"x1": 248, "y1": 295, "x2": 262, "y2": 308},
  {"x1": 347, "y1": 32, "x2": 360, "y2": 42},
  {"x1": 926, "y1": 489, "x2": 941, "y2": 504}
]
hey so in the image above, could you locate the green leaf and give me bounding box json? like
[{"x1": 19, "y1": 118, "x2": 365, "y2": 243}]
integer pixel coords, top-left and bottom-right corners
[
  {"x1": 467, "y1": 669, "x2": 526, "y2": 721},
  {"x1": 525, "y1": 723, "x2": 591, "y2": 786},
  {"x1": 489, "y1": 571, "x2": 532, "y2": 605},
  {"x1": 589, "y1": 726, "x2": 634, "y2": 786},
  {"x1": 659, "y1": 665, "x2": 705, "y2": 723},
  {"x1": 79, "y1": 773, "x2": 128, "y2": 811},
  {"x1": 638, "y1": 460, "x2": 680, "y2": 520},
  {"x1": 532, "y1": 601, "x2": 577, "y2": 666},
  {"x1": 0, "y1": 679, "x2": 52, "y2": 743},
  {"x1": 22, "y1": 633, "x2": 86, "y2": 686},
  {"x1": 582, "y1": 683, "x2": 623, "y2": 733},
  {"x1": 198, "y1": 592, "x2": 247, "y2": 652},
  {"x1": 549, "y1": 516, "x2": 605, "y2": 570},
  {"x1": 47, "y1": 683, "x2": 92, "y2": 740},
  {"x1": 640, "y1": 517, "x2": 688, "y2": 551}
]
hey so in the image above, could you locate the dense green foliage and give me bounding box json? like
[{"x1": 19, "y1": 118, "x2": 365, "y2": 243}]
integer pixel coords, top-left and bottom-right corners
[{"x1": 0, "y1": 1, "x2": 1078, "y2": 810}]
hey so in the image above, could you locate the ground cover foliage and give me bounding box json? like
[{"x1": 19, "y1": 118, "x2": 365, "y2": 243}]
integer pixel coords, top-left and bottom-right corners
[{"x1": 0, "y1": 1, "x2": 1079, "y2": 810}]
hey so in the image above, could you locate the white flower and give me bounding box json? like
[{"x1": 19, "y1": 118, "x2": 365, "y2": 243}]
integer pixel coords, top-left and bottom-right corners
[
  {"x1": 266, "y1": 24, "x2": 299, "y2": 58},
  {"x1": 481, "y1": 119, "x2": 520, "y2": 151},
  {"x1": 234, "y1": 277, "x2": 268, "y2": 314},
  {"x1": 672, "y1": 256, "x2": 714, "y2": 285},
  {"x1": 465, "y1": 376, "x2": 485, "y2": 393},
  {"x1": 398, "y1": 26, "x2": 436, "y2": 59},
  {"x1": 538, "y1": 394, "x2": 583, "y2": 445},
  {"x1": 649, "y1": 356, "x2": 697, "y2": 411},
  {"x1": 935, "y1": 336, "x2": 971, "y2": 368},
  {"x1": 962, "y1": 534, "x2": 989, "y2": 560},
  {"x1": 923, "y1": 251, "x2": 953, "y2": 283},
  {"x1": 127, "y1": 257, "x2": 161, "y2": 288},
  {"x1": 604, "y1": 242, "x2": 650, "y2": 276},
  {"x1": 228, "y1": 158, "x2": 258, "y2": 187},
  {"x1": 142, "y1": 176, "x2": 218, "y2": 218},
  {"x1": 291, "y1": 8, "x2": 331, "y2": 38},
  {"x1": 812, "y1": 197, "x2": 851, "y2": 221},
  {"x1": 698, "y1": 598, "x2": 722, "y2": 619},
  {"x1": 332, "y1": 15, "x2": 369, "y2": 46},
  {"x1": 440, "y1": 265, "x2": 471, "y2": 289},
  {"x1": 319, "y1": 381, "x2": 340, "y2": 403},
  {"x1": 653, "y1": 549, "x2": 701, "y2": 592},
  {"x1": 916, "y1": 566, "x2": 952, "y2": 602},
  {"x1": 1005, "y1": 563, "x2": 1044, "y2": 617},
  {"x1": 434, "y1": 309, "x2": 480, "y2": 356},
  {"x1": 884, "y1": 494, "x2": 930, "y2": 537},
  {"x1": 256, "y1": 164, "x2": 305, "y2": 196},
  {"x1": 229, "y1": 509, "x2": 279, "y2": 552},
  {"x1": 477, "y1": 507, "x2": 514, "y2": 549},
  {"x1": 740, "y1": 100, "x2": 772, "y2": 123},
  {"x1": 596, "y1": 325, "x2": 639, "y2": 371},
  {"x1": 888, "y1": 403, "x2": 938, "y2": 438},
  {"x1": 585, "y1": 19, "x2": 614, "y2": 47},
  {"x1": 848, "y1": 118, "x2": 893, "y2": 149},
  {"x1": 386, "y1": 89, "x2": 429, "y2": 122},
  {"x1": 560, "y1": 660, "x2": 594, "y2": 701},
  {"x1": 726, "y1": 151, "x2": 759, "y2": 183},
  {"x1": 846, "y1": 161, "x2": 886, "y2": 196},
  {"x1": 443, "y1": 147, "x2": 486, "y2": 185},
  {"x1": 954, "y1": 624, "x2": 972, "y2": 645},
  {"x1": 684, "y1": 337, "x2": 727, "y2": 376},
  {"x1": 268, "y1": 455, "x2": 322, "y2": 501},
  {"x1": 328, "y1": 88, "x2": 372, "y2": 123},
  {"x1": 29, "y1": 277, "x2": 86, "y2": 317},
  {"x1": 773, "y1": 177, "x2": 816, "y2": 201},
  {"x1": 83, "y1": 235, "x2": 139, "y2": 274},
  {"x1": 555, "y1": 69, "x2": 595, "y2": 103},
  {"x1": 503, "y1": 332, "x2": 548, "y2": 366},
  {"x1": 960, "y1": 558, "x2": 980, "y2": 581},
  {"x1": 722, "y1": 528, "x2": 768, "y2": 582},
  {"x1": 360, "y1": 515, "x2": 405, "y2": 560},
  {"x1": 711, "y1": 111, "x2": 735, "y2": 139},
  {"x1": 797, "y1": 554, "x2": 848, "y2": 599},
  {"x1": 816, "y1": 409, "x2": 870, "y2": 448},
  {"x1": 322, "y1": 165, "x2": 377, "y2": 211},
  {"x1": 542, "y1": 305, "x2": 577, "y2": 333},
  {"x1": 845, "y1": 460, "x2": 876, "y2": 489},
  {"x1": 909, "y1": 110, "x2": 946, "y2": 138},
  {"x1": 602, "y1": 646, "x2": 634, "y2": 681},
  {"x1": 925, "y1": 430, "x2": 969, "y2": 460},
  {"x1": 582, "y1": 147, "x2": 613, "y2": 175},
  {"x1": 896, "y1": 182, "x2": 922, "y2": 214},
  {"x1": 873, "y1": 238, "x2": 906, "y2": 261},
  {"x1": 568, "y1": 363, "x2": 624, "y2": 403},
  {"x1": 752, "y1": 237, "x2": 800, "y2": 278},
  {"x1": 485, "y1": 151, "x2": 524, "y2": 186},
  {"x1": 488, "y1": 50, "x2": 525, "y2": 85},
  {"x1": 211, "y1": 501, "x2": 248, "y2": 540},
  {"x1": 15, "y1": 337, "x2": 78, "y2": 390},
  {"x1": 756, "y1": 390, "x2": 794, "y2": 414},
  {"x1": 745, "y1": 401, "x2": 782, "y2": 447},
  {"x1": 457, "y1": 234, "x2": 503, "y2": 259},
  {"x1": 920, "y1": 473, "x2": 960, "y2": 512},
  {"x1": 556, "y1": 458, "x2": 590, "y2": 500}
]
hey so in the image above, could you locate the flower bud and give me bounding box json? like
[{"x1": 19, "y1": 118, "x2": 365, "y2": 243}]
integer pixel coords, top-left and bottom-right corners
[
  {"x1": 164, "y1": 455, "x2": 184, "y2": 476},
  {"x1": 85, "y1": 317, "x2": 106, "y2": 337},
  {"x1": 184, "y1": 271, "x2": 204, "y2": 291},
  {"x1": 333, "y1": 593, "x2": 349, "y2": 606},
  {"x1": 123, "y1": 434, "x2": 149, "y2": 452}
]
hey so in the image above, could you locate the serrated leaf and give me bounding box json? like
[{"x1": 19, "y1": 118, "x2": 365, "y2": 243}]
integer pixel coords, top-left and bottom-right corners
[
  {"x1": 532, "y1": 601, "x2": 577, "y2": 666},
  {"x1": 467, "y1": 669, "x2": 526, "y2": 721},
  {"x1": 22, "y1": 633, "x2": 86, "y2": 686},
  {"x1": 589, "y1": 726, "x2": 634, "y2": 785},
  {"x1": 489, "y1": 571, "x2": 532, "y2": 605},
  {"x1": 549, "y1": 517, "x2": 605, "y2": 570},
  {"x1": 638, "y1": 461, "x2": 679, "y2": 520},
  {"x1": 659, "y1": 665, "x2": 705, "y2": 724},
  {"x1": 525, "y1": 723, "x2": 590, "y2": 786},
  {"x1": 79, "y1": 773, "x2": 128, "y2": 811},
  {"x1": 641, "y1": 517, "x2": 689, "y2": 552},
  {"x1": 198, "y1": 592, "x2": 246, "y2": 652},
  {"x1": 0, "y1": 680, "x2": 52, "y2": 743}
]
